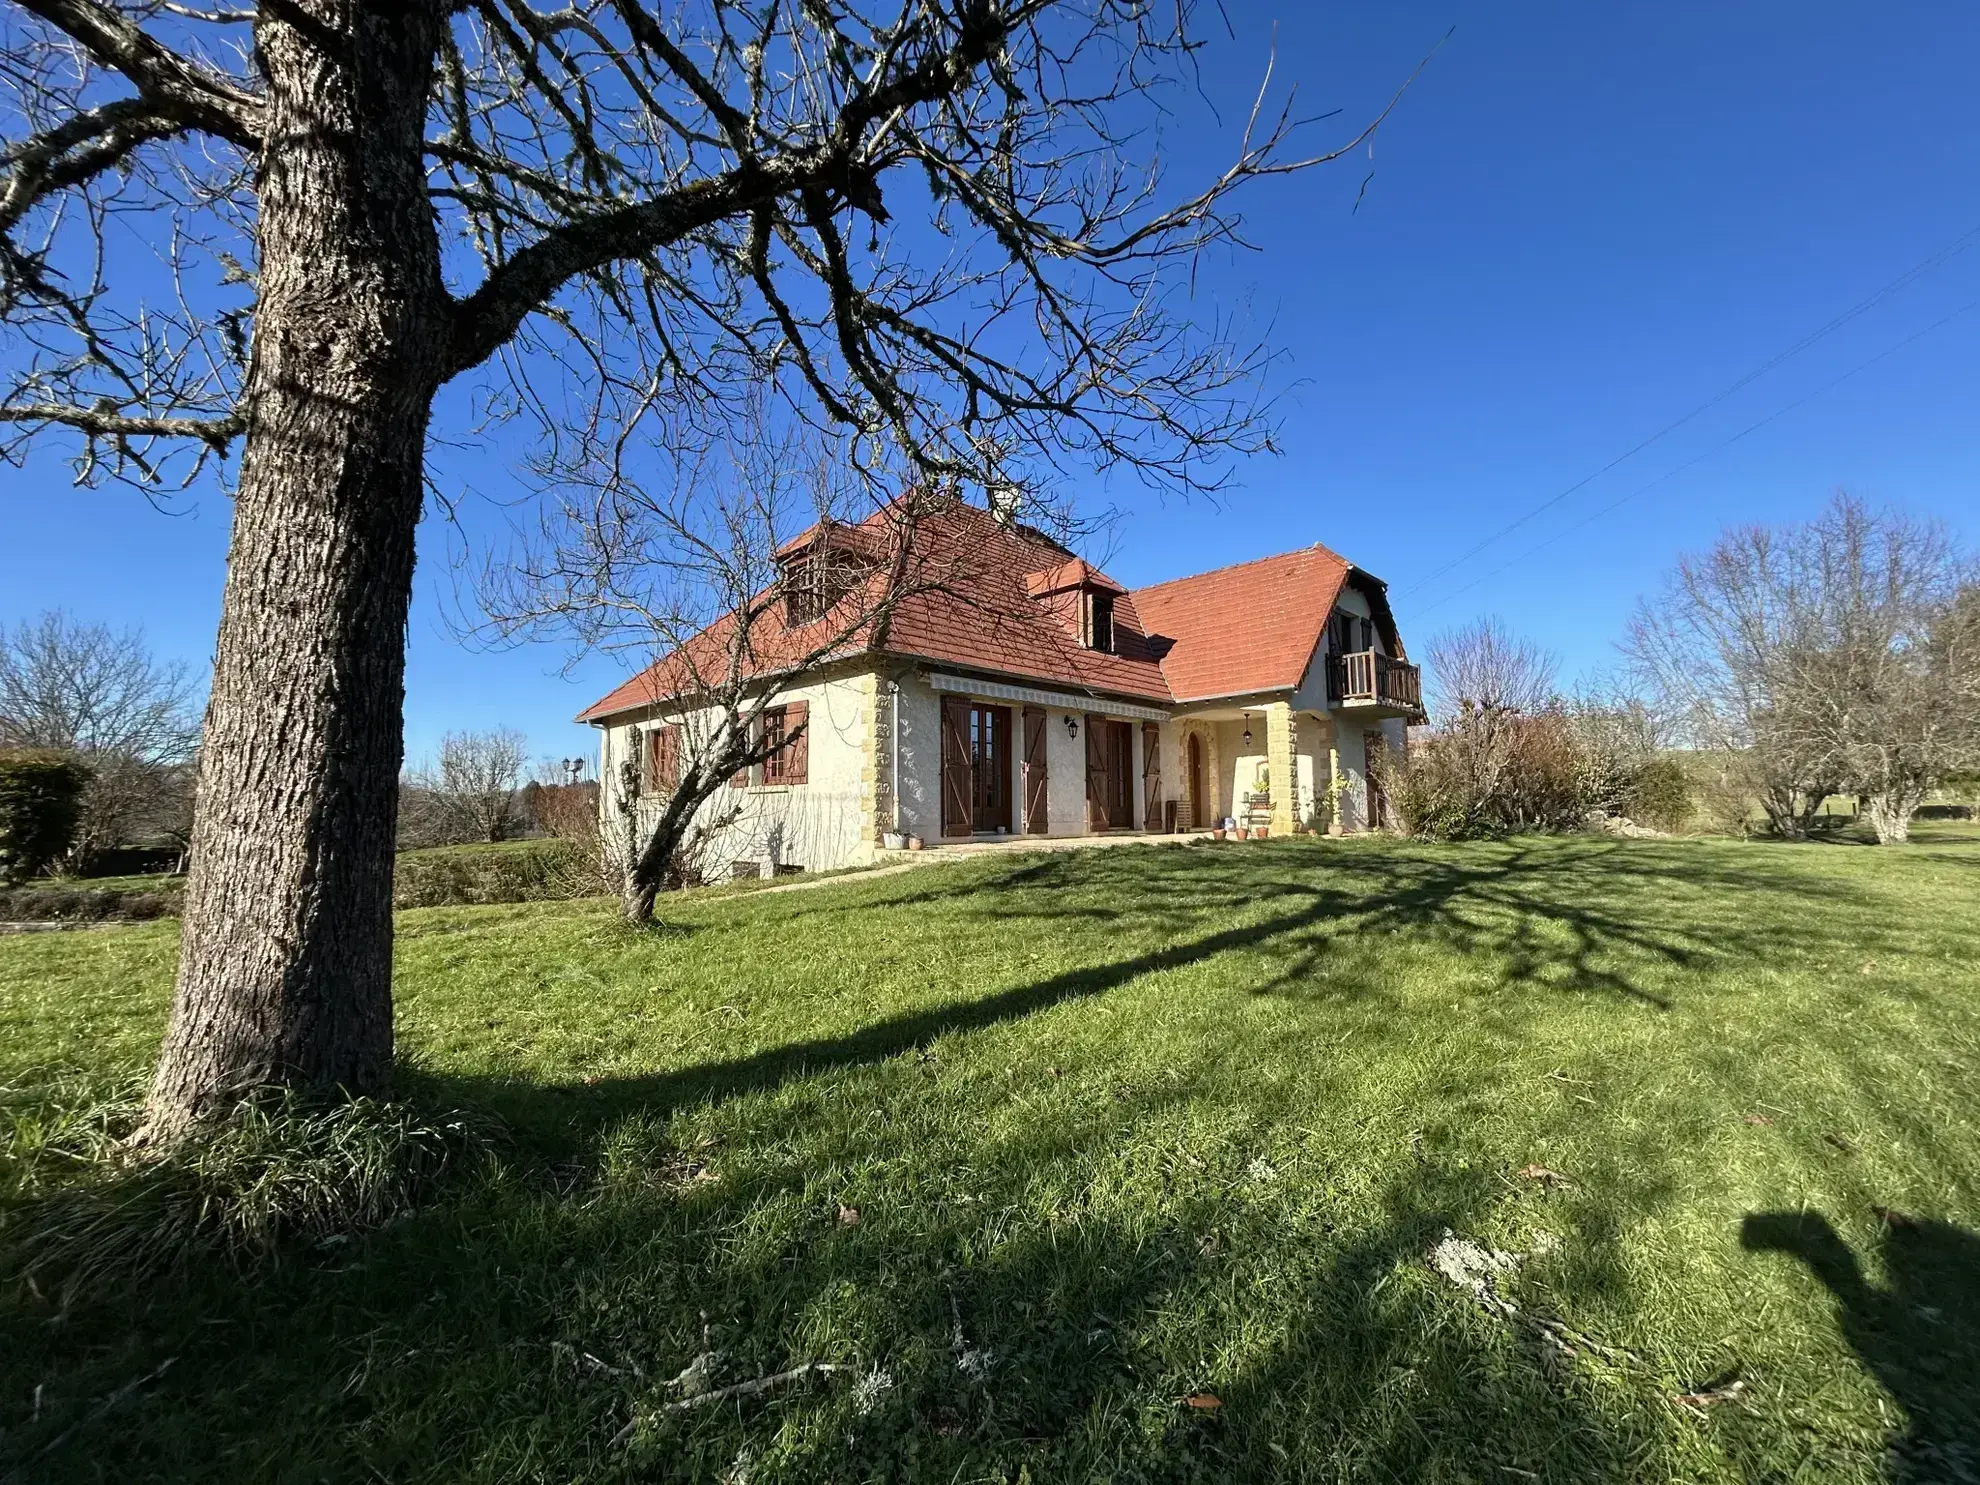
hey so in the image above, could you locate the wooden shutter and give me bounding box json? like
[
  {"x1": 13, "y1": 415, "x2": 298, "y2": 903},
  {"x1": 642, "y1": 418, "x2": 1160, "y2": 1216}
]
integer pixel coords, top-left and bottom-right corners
[
  {"x1": 729, "y1": 717, "x2": 751, "y2": 788},
  {"x1": 1084, "y1": 713, "x2": 1106, "y2": 830},
  {"x1": 940, "y1": 695, "x2": 973, "y2": 837},
  {"x1": 647, "y1": 725, "x2": 680, "y2": 792},
  {"x1": 783, "y1": 700, "x2": 808, "y2": 784},
  {"x1": 1022, "y1": 708, "x2": 1048, "y2": 834},
  {"x1": 1141, "y1": 723, "x2": 1161, "y2": 832}
]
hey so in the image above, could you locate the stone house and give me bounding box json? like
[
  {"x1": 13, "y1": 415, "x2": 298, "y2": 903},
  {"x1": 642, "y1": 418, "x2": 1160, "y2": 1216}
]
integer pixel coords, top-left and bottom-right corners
[{"x1": 578, "y1": 498, "x2": 1422, "y2": 877}]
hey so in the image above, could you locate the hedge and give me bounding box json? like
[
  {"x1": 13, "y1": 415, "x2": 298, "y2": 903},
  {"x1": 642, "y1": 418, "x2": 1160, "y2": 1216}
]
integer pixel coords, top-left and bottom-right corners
[
  {"x1": 0, "y1": 749, "x2": 91, "y2": 884},
  {"x1": 0, "y1": 840, "x2": 601, "y2": 923}
]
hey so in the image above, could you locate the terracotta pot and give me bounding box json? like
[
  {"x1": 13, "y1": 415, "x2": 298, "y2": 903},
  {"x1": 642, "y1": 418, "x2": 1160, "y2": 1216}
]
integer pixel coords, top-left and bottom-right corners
[
  {"x1": 1254, "y1": 826, "x2": 1270, "y2": 839},
  {"x1": 907, "y1": 836, "x2": 924, "y2": 851},
  {"x1": 1211, "y1": 828, "x2": 1226, "y2": 841},
  {"x1": 1235, "y1": 827, "x2": 1250, "y2": 841}
]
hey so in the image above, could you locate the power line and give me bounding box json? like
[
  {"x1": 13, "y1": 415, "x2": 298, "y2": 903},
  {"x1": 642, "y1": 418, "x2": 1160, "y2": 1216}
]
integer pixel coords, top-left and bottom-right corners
[
  {"x1": 1397, "y1": 220, "x2": 1980, "y2": 600},
  {"x1": 1408, "y1": 297, "x2": 1980, "y2": 622}
]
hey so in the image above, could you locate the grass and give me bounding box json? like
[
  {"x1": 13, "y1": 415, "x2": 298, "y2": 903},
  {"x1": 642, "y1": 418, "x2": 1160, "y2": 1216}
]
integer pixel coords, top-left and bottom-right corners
[{"x1": 2, "y1": 828, "x2": 1978, "y2": 1482}]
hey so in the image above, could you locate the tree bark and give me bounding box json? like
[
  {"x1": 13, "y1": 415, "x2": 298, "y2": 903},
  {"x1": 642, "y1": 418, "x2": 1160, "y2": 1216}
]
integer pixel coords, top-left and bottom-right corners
[{"x1": 145, "y1": 4, "x2": 449, "y2": 1138}]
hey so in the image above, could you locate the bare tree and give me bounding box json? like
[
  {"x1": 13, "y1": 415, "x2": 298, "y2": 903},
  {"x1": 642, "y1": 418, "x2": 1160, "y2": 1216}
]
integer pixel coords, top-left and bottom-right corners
[
  {"x1": 1628, "y1": 494, "x2": 1976, "y2": 843},
  {"x1": 1398, "y1": 618, "x2": 1561, "y2": 832},
  {"x1": 1425, "y1": 617, "x2": 1558, "y2": 720},
  {"x1": 2, "y1": 1, "x2": 1421, "y2": 1135},
  {"x1": 1764, "y1": 499, "x2": 1977, "y2": 843},
  {"x1": 1627, "y1": 520, "x2": 1837, "y2": 839},
  {"x1": 0, "y1": 610, "x2": 201, "y2": 866},
  {"x1": 403, "y1": 727, "x2": 530, "y2": 844}
]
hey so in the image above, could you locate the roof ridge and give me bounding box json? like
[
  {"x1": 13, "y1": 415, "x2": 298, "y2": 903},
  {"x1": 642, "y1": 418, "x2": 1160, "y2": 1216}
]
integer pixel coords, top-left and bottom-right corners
[{"x1": 1130, "y1": 541, "x2": 1347, "y2": 596}]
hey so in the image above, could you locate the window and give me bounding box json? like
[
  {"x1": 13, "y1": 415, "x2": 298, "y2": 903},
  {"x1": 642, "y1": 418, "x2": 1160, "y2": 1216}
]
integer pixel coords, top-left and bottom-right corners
[
  {"x1": 760, "y1": 706, "x2": 788, "y2": 783},
  {"x1": 782, "y1": 548, "x2": 866, "y2": 626},
  {"x1": 757, "y1": 701, "x2": 809, "y2": 785},
  {"x1": 1332, "y1": 613, "x2": 1374, "y2": 655},
  {"x1": 1084, "y1": 590, "x2": 1115, "y2": 653}
]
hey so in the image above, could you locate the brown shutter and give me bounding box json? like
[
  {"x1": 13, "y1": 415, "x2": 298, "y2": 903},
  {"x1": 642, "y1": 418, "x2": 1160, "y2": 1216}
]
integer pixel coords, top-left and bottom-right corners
[
  {"x1": 1022, "y1": 708, "x2": 1049, "y2": 834},
  {"x1": 1084, "y1": 713, "x2": 1105, "y2": 830},
  {"x1": 940, "y1": 695, "x2": 973, "y2": 837},
  {"x1": 1141, "y1": 723, "x2": 1161, "y2": 832},
  {"x1": 783, "y1": 700, "x2": 808, "y2": 785},
  {"x1": 729, "y1": 717, "x2": 751, "y2": 788}
]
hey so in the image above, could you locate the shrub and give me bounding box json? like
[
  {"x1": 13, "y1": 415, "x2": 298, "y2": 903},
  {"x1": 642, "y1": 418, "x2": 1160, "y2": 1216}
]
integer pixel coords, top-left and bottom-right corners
[
  {"x1": 1626, "y1": 758, "x2": 1694, "y2": 833},
  {"x1": 1387, "y1": 738, "x2": 1490, "y2": 841},
  {"x1": 0, "y1": 749, "x2": 92, "y2": 884},
  {"x1": 391, "y1": 838, "x2": 597, "y2": 908},
  {"x1": 1389, "y1": 706, "x2": 1591, "y2": 840}
]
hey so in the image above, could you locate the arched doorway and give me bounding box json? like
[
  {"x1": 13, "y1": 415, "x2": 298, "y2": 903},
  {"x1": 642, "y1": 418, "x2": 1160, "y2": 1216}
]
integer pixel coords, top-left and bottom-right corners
[{"x1": 1187, "y1": 732, "x2": 1206, "y2": 828}]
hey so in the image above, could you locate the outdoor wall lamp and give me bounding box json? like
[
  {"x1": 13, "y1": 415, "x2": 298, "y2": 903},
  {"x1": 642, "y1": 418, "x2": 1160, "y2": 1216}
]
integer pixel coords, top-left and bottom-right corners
[
  {"x1": 1064, "y1": 715, "x2": 1079, "y2": 739},
  {"x1": 1241, "y1": 713, "x2": 1253, "y2": 746}
]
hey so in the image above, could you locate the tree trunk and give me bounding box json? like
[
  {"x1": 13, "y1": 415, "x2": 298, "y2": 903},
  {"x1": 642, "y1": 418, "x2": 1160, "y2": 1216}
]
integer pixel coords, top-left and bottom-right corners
[
  {"x1": 145, "y1": 5, "x2": 450, "y2": 1138},
  {"x1": 1865, "y1": 790, "x2": 1917, "y2": 845}
]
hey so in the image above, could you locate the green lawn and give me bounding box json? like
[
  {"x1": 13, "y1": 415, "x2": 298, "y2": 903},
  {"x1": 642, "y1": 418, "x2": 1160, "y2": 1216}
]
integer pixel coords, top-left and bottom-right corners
[{"x1": 3, "y1": 831, "x2": 1978, "y2": 1483}]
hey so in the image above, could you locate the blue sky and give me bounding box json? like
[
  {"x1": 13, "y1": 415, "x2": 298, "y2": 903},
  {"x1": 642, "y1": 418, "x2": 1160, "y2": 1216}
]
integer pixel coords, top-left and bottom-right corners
[{"x1": 3, "y1": 1, "x2": 1976, "y2": 769}]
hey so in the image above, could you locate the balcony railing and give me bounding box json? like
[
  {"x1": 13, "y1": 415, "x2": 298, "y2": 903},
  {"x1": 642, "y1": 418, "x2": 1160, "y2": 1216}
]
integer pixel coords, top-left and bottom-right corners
[{"x1": 1326, "y1": 650, "x2": 1423, "y2": 712}]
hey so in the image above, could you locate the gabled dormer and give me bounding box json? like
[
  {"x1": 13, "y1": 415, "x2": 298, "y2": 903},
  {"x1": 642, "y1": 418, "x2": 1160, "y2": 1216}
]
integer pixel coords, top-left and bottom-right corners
[
  {"x1": 1023, "y1": 558, "x2": 1128, "y2": 654},
  {"x1": 774, "y1": 521, "x2": 877, "y2": 627}
]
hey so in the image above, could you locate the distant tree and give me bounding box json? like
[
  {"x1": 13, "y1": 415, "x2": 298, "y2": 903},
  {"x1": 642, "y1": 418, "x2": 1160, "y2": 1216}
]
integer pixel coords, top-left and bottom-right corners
[
  {"x1": 1627, "y1": 518, "x2": 1839, "y2": 839},
  {"x1": 1425, "y1": 617, "x2": 1558, "y2": 720},
  {"x1": 1628, "y1": 494, "x2": 1976, "y2": 844},
  {"x1": 403, "y1": 728, "x2": 530, "y2": 845},
  {"x1": 0, "y1": 612, "x2": 200, "y2": 867}
]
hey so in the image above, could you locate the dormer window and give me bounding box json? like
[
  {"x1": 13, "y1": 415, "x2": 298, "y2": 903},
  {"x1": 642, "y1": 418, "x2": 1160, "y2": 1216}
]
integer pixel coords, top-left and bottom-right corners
[
  {"x1": 1024, "y1": 557, "x2": 1127, "y2": 655},
  {"x1": 781, "y1": 544, "x2": 867, "y2": 626},
  {"x1": 1084, "y1": 590, "x2": 1115, "y2": 654}
]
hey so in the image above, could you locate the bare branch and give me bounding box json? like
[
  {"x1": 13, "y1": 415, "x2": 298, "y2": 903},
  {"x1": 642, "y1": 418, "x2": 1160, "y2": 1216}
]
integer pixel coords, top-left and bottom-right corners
[{"x1": 12, "y1": 0, "x2": 263, "y2": 146}]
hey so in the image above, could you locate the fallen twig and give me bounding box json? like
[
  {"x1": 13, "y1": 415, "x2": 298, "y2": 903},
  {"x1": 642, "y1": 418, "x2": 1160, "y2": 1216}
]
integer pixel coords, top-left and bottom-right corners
[{"x1": 611, "y1": 1362, "x2": 846, "y2": 1446}]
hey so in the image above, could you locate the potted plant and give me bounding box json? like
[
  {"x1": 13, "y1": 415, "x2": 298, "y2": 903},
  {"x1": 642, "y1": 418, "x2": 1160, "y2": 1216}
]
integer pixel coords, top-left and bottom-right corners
[
  {"x1": 907, "y1": 835, "x2": 925, "y2": 851},
  {"x1": 1253, "y1": 824, "x2": 1270, "y2": 839},
  {"x1": 1211, "y1": 826, "x2": 1227, "y2": 841},
  {"x1": 883, "y1": 830, "x2": 907, "y2": 851},
  {"x1": 1234, "y1": 826, "x2": 1250, "y2": 840}
]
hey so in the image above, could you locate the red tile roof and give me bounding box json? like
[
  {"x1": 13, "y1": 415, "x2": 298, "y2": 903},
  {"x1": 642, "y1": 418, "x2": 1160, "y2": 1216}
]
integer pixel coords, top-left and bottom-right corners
[
  {"x1": 576, "y1": 500, "x2": 1171, "y2": 721},
  {"x1": 577, "y1": 500, "x2": 1379, "y2": 721},
  {"x1": 1131, "y1": 544, "x2": 1352, "y2": 703}
]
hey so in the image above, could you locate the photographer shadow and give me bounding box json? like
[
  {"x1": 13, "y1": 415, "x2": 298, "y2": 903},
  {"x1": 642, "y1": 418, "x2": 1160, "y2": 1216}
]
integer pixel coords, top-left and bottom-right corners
[{"x1": 1742, "y1": 1210, "x2": 1980, "y2": 1480}]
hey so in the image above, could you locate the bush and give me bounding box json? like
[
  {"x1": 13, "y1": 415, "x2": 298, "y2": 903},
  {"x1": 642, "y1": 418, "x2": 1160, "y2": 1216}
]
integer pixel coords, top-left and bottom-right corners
[
  {"x1": 1626, "y1": 758, "x2": 1694, "y2": 832},
  {"x1": 391, "y1": 838, "x2": 598, "y2": 908},
  {"x1": 0, "y1": 749, "x2": 91, "y2": 884},
  {"x1": 1388, "y1": 706, "x2": 1591, "y2": 840}
]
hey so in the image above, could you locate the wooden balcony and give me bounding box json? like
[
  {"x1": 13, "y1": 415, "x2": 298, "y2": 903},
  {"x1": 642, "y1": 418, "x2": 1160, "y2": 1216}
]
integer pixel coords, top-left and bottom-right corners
[{"x1": 1326, "y1": 650, "x2": 1423, "y2": 713}]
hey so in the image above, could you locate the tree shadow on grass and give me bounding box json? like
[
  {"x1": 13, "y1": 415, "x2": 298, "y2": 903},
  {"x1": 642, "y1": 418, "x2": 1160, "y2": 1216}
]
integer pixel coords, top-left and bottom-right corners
[
  {"x1": 418, "y1": 835, "x2": 1883, "y2": 1146},
  {"x1": 1742, "y1": 1211, "x2": 1980, "y2": 1482}
]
